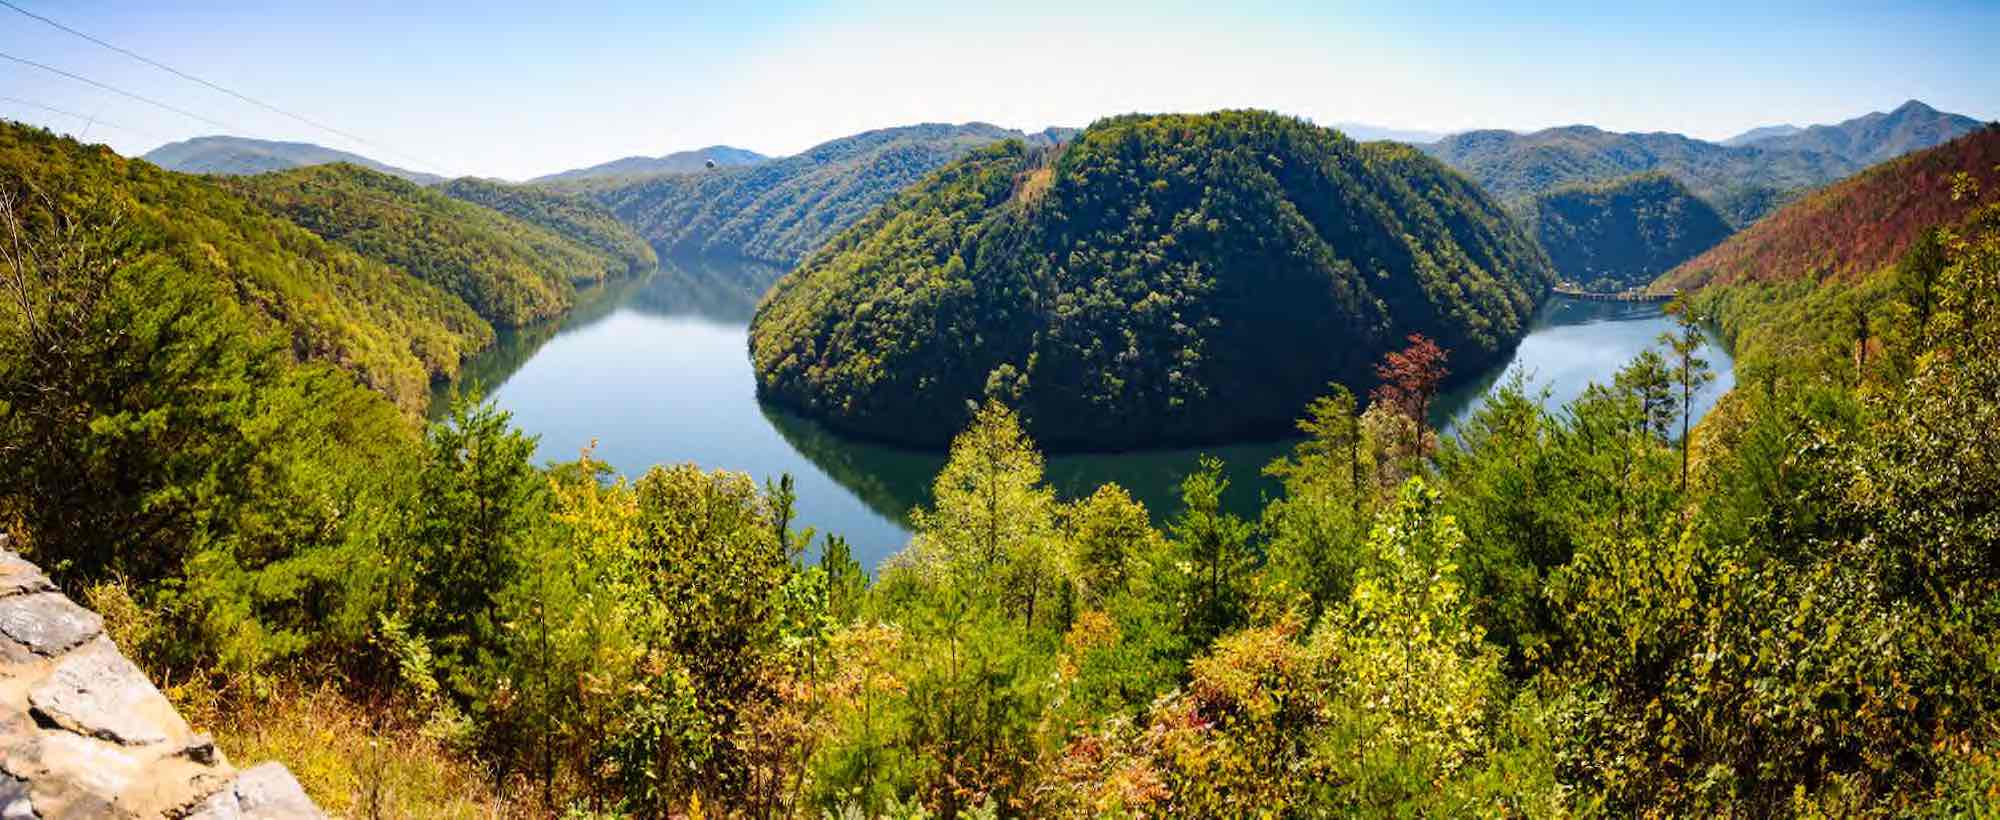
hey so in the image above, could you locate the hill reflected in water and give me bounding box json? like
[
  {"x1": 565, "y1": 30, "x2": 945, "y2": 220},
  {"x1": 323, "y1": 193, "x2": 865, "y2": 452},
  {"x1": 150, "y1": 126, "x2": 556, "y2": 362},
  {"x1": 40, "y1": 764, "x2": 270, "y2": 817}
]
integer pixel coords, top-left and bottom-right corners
[{"x1": 435, "y1": 257, "x2": 1732, "y2": 570}]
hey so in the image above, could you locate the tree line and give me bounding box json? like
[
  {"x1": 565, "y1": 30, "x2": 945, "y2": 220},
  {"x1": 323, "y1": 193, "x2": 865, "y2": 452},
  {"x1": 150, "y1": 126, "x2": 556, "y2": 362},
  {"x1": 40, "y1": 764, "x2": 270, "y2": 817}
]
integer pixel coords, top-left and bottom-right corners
[{"x1": 4, "y1": 118, "x2": 2000, "y2": 815}]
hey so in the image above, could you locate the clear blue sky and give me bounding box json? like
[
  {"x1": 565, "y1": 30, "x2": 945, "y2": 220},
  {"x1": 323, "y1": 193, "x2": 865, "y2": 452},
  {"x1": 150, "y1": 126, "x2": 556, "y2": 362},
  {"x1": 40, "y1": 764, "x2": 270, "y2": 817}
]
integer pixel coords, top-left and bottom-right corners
[{"x1": 2, "y1": 0, "x2": 1994, "y2": 180}]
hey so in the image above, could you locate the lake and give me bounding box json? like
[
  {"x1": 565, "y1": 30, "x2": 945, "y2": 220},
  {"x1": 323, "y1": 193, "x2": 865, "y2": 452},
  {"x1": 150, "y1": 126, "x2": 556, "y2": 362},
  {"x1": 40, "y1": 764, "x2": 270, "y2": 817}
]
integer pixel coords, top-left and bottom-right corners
[{"x1": 432, "y1": 258, "x2": 1735, "y2": 570}]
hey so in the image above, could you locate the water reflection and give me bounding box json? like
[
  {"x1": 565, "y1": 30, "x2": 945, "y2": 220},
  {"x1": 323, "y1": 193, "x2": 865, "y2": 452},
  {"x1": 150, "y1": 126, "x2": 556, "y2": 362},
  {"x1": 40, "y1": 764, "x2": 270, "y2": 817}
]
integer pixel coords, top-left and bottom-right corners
[
  {"x1": 432, "y1": 256, "x2": 1734, "y2": 571},
  {"x1": 427, "y1": 256, "x2": 783, "y2": 416}
]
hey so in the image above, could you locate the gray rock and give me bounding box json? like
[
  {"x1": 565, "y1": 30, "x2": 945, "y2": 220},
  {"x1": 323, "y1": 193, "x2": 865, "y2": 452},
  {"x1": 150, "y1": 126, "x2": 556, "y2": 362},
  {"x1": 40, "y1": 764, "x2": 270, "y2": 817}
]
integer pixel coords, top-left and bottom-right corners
[
  {"x1": 0, "y1": 631, "x2": 38, "y2": 667},
  {"x1": 0, "y1": 553, "x2": 53, "y2": 598},
  {"x1": 179, "y1": 734, "x2": 222, "y2": 766},
  {"x1": 182, "y1": 767, "x2": 325, "y2": 820},
  {"x1": 0, "y1": 772, "x2": 32, "y2": 820},
  {"x1": 181, "y1": 787, "x2": 244, "y2": 820},
  {"x1": 0, "y1": 592, "x2": 102, "y2": 656},
  {"x1": 29, "y1": 636, "x2": 187, "y2": 746},
  {"x1": 231, "y1": 763, "x2": 323, "y2": 820},
  {"x1": 25, "y1": 731, "x2": 142, "y2": 814}
]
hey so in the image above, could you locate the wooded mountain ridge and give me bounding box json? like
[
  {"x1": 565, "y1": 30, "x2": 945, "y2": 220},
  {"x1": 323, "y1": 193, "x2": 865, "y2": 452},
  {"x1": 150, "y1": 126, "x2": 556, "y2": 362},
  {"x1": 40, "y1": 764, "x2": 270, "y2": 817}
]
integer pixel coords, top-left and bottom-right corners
[
  {"x1": 1421, "y1": 100, "x2": 1984, "y2": 226},
  {"x1": 750, "y1": 111, "x2": 1553, "y2": 450},
  {"x1": 580, "y1": 122, "x2": 1075, "y2": 264}
]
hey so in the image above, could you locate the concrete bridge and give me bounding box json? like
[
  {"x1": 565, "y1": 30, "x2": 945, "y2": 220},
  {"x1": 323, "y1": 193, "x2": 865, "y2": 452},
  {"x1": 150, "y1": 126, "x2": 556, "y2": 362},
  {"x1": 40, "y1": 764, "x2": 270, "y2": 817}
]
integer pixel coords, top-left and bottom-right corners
[{"x1": 1551, "y1": 284, "x2": 1677, "y2": 303}]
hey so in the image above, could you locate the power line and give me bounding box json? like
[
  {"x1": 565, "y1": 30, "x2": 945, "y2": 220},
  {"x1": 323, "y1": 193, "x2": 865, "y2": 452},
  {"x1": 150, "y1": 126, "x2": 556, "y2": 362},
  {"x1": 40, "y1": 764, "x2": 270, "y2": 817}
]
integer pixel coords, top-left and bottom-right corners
[
  {"x1": 0, "y1": 94, "x2": 165, "y2": 140},
  {"x1": 0, "y1": 50, "x2": 247, "y2": 135},
  {"x1": 0, "y1": 0, "x2": 448, "y2": 175}
]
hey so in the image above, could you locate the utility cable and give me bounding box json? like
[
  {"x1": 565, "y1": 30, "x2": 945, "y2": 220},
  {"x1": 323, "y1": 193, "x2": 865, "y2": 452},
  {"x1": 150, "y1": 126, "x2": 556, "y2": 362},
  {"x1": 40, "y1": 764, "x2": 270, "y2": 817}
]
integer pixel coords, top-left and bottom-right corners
[{"x1": 0, "y1": 0, "x2": 449, "y2": 174}]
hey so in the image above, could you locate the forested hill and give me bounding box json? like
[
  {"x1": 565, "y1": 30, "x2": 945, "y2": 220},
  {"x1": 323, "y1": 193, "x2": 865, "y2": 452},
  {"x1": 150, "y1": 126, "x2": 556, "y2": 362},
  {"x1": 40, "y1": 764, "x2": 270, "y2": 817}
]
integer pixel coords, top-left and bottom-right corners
[
  {"x1": 0, "y1": 121, "x2": 488, "y2": 411},
  {"x1": 437, "y1": 177, "x2": 658, "y2": 274},
  {"x1": 750, "y1": 110, "x2": 1553, "y2": 451},
  {"x1": 226, "y1": 164, "x2": 629, "y2": 327},
  {"x1": 528, "y1": 145, "x2": 766, "y2": 184},
  {"x1": 1662, "y1": 126, "x2": 2000, "y2": 292},
  {"x1": 1527, "y1": 172, "x2": 1733, "y2": 291},
  {"x1": 583, "y1": 122, "x2": 1062, "y2": 264},
  {"x1": 1422, "y1": 101, "x2": 1985, "y2": 226},
  {"x1": 143, "y1": 135, "x2": 443, "y2": 185}
]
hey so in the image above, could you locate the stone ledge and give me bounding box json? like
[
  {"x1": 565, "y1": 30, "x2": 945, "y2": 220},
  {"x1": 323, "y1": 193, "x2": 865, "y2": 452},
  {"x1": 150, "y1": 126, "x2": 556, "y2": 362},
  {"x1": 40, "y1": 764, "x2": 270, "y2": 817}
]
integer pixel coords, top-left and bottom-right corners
[{"x1": 0, "y1": 537, "x2": 323, "y2": 819}]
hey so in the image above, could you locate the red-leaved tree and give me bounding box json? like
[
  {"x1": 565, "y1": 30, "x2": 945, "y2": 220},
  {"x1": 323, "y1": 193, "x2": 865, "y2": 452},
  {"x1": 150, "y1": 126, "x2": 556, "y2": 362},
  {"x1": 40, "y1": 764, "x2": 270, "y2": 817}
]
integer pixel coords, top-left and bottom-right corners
[{"x1": 1370, "y1": 334, "x2": 1449, "y2": 455}]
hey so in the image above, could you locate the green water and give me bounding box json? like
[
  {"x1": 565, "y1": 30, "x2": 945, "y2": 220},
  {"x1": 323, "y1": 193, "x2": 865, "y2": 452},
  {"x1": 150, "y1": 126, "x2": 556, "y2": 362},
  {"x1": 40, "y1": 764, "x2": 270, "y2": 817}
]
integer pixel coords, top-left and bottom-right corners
[{"x1": 432, "y1": 258, "x2": 1733, "y2": 570}]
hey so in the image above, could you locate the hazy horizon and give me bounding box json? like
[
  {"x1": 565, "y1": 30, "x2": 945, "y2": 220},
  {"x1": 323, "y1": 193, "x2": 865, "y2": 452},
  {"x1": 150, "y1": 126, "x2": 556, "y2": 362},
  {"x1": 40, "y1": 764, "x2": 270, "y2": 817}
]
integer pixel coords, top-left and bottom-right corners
[{"x1": 3, "y1": 0, "x2": 1996, "y2": 180}]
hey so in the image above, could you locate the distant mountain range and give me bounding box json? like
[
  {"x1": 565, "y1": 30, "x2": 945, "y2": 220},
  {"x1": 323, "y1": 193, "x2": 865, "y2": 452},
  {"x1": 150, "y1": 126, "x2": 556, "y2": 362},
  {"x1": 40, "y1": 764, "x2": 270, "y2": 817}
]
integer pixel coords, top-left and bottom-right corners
[
  {"x1": 143, "y1": 136, "x2": 443, "y2": 185},
  {"x1": 128, "y1": 102, "x2": 1989, "y2": 279},
  {"x1": 583, "y1": 122, "x2": 1073, "y2": 264},
  {"x1": 1422, "y1": 100, "x2": 1986, "y2": 226},
  {"x1": 1721, "y1": 124, "x2": 1804, "y2": 147},
  {"x1": 1332, "y1": 122, "x2": 1450, "y2": 143},
  {"x1": 528, "y1": 146, "x2": 768, "y2": 185},
  {"x1": 1743, "y1": 100, "x2": 1986, "y2": 166}
]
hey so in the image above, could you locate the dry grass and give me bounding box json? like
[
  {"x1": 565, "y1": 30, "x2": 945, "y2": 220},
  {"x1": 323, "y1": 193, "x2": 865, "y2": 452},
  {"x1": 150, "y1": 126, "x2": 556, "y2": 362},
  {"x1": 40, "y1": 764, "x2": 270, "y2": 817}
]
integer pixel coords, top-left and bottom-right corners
[{"x1": 207, "y1": 683, "x2": 527, "y2": 819}]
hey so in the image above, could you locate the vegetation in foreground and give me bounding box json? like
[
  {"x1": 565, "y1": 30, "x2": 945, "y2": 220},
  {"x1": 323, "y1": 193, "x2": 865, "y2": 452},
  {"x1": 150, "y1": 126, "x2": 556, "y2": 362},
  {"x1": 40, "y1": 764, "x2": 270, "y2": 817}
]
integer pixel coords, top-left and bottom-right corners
[
  {"x1": 751, "y1": 110, "x2": 1553, "y2": 451},
  {"x1": 6, "y1": 120, "x2": 2000, "y2": 815}
]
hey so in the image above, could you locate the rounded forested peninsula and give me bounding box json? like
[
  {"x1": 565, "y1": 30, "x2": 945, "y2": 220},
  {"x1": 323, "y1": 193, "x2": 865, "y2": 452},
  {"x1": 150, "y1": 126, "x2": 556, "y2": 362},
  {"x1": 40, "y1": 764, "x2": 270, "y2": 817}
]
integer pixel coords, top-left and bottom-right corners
[{"x1": 749, "y1": 111, "x2": 1555, "y2": 450}]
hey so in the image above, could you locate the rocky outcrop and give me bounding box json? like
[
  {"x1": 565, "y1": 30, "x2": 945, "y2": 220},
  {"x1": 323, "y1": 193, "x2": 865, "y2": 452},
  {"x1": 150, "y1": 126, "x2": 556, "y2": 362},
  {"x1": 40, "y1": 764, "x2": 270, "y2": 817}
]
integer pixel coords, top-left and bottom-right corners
[{"x1": 0, "y1": 538, "x2": 322, "y2": 819}]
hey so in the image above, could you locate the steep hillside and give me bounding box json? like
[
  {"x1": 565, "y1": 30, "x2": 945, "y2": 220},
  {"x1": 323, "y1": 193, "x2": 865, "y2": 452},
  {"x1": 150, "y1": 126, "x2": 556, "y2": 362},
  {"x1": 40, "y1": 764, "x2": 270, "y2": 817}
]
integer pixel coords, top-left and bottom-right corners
[
  {"x1": 1424, "y1": 102, "x2": 1985, "y2": 226},
  {"x1": 528, "y1": 145, "x2": 766, "y2": 184},
  {"x1": 437, "y1": 177, "x2": 657, "y2": 273},
  {"x1": 1528, "y1": 172, "x2": 1733, "y2": 291},
  {"x1": 143, "y1": 135, "x2": 442, "y2": 184},
  {"x1": 0, "y1": 122, "x2": 488, "y2": 411},
  {"x1": 750, "y1": 111, "x2": 1553, "y2": 450},
  {"x1": 1662, "y1": 126, "x2": 2000, "y2": 291},
  {"x1": 587, "y1": 123, "x2": 1051, "y2": 264},
  {"x1": 226, "y1": 164, "x2": 618, "y2": 327}
]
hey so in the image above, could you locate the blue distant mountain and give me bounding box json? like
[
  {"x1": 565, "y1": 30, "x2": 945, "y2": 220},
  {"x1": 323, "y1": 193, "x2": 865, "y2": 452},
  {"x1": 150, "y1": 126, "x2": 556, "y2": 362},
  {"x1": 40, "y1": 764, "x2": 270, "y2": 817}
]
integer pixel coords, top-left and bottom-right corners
[{"x1": 143, "y1": 135, "x2": 443, "y2": 185}]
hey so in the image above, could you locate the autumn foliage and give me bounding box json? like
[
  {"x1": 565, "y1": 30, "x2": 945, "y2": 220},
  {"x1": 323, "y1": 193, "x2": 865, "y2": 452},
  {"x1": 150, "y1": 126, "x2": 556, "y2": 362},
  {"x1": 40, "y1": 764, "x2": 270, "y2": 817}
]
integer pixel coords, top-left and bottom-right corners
[{"x1": 1665, "y1": 127, "x2": 2000, "y2": 290}]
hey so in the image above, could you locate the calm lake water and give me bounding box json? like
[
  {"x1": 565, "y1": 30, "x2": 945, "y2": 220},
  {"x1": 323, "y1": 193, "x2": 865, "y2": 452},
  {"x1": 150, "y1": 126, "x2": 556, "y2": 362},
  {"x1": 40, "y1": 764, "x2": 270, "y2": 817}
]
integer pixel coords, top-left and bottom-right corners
[{"x1": 432, "y1": 258, "x2": 1735, "y2": 570}]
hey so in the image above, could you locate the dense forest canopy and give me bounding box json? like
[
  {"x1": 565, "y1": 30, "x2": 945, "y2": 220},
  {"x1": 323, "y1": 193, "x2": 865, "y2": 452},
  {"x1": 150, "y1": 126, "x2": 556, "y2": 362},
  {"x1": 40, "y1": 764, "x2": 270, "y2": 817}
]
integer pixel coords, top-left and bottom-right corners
[
  {"x1": 581, "y1": 122, "x2": 1064, "y2": 264},
  {"x1": 751, "y1": 110, "x2": 1554, "y2": 450},
  {"x1": 436, "y1": 176, "x2": 658, "y2": 274},
  {"x1": 1527, "y1": 171, "x2": 1733, "y2": 291},
  {"x1": 0, "y1": 121, "x2": 488, "y2": 412},
  {"x1": 226, "y1": 163, "x2": 629, "y2": 327}
]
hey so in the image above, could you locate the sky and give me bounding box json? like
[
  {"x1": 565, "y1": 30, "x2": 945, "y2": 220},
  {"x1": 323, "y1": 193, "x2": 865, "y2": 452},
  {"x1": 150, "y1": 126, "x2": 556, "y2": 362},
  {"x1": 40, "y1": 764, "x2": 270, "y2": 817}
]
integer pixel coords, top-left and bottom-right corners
[{"x1": 2, "y1": 0, "x2": 1995, "y2": 181}]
